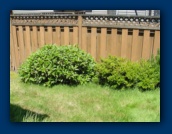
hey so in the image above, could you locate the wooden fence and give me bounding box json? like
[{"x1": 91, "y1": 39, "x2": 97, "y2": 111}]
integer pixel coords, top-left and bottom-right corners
[{"x1": 10, "y1": 14, "x2": 160, "y2": 71}]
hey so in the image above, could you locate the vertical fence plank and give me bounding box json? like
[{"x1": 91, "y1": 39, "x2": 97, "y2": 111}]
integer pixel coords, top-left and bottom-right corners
[
  {"x1": 96, "y1": 30, "x2": 101, "y2": 61},
  {"x1": 69, "y1": 27, "x2": 73, "y2": 45},
  {"x1": 32, "y1": 26, "x2": 38, "y2": 52},
  {"x1": 78, "y1": 16, "x2": 82, "y2": 48},
  {"x1": 131, "y1": 30, "x2": 139, "y2": 61},
  {"x1": 81, "y1": 27, "x2": 87, "y2": 52},
  {"x1": 64, "y1": 27, "x2": 69, "y2": 45},
  {"x1": 138, "y1": 31, "x2": 144, "y2": 60},
  {"x1": 12, "y1": 26, "x2": 19, "y2": 70},
  {"x1": 87, "y1": 29, "x2": 91, "y2": 54},
  {"x1": 10, "y1": 24, "x2": 16, "y2": 70},
  {"x1": 142, "y1": 30, "x2": 150, "y2": 60},
  {"x1": 18, "y1": 26, "x2": 25, "y2": 64},
  {"x1": 73, "y1": 27, "x2": 78, "y2": 45},
  {"x1": 106, "y1": 29, "x2": 111, "y2": 57},
  {"x1": 100, "y1": 28, "x2": 107, "y2": 59},
  {"x1": 127, "y1": 30, "x2": 133, "y2": 60},
  {"x1": 40, "y1": 26, "x2": 45, "y2": 48},
  {"x1": 111, "y1": 29, "x2": 117, "y2": 56},
  {"x1": 116, "y1": 29, "x2": 122, "y2": 57},
  {"x1": 153, "y1": 30, "x2": 160, "y2": 56},
  {"x1": 91, "y1": 27, "x2": 97, "y2": 60},
  {"x1": 25, "y1": 26, "x2": 32, "y2": 59},
  {"x1": 47, "y1": 26, "x2": 52, "y2": 44},
  {"x1": 61, "y1": 27, "x2": 64, "y2": 45},
  {"x1": 55, "y1": 27, "x2": 60, "y2": 45},
  {"x1": 121, "y1": 29, "x2": 128, "y2": 58},
  {"x1": 149, "y1": 31, "x2": 154, "y2": 57}
]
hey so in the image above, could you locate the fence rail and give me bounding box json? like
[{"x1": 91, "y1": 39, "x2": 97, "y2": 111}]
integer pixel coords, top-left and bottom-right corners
[{"x1": 10, "y1": 14, "x2": 160, "y2": 71}]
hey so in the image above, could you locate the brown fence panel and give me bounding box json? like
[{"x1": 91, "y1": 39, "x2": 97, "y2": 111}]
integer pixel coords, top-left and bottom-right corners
[
  {"x1": 12, "y1": 26, "x2": 19, "y2": 69},
  {"x1": 81, "y1": 27, "x2": 87, "y2": 52},
  {"x1": 73, "y1": 27, "x2": 78, "y2": 45},
  {"x1": 100, "y1": 28, "x2": 107, "y2": 59},
  {"x1": 87, "y1": 28, "x2": 91, "y2": 55},
  {"x1": 10, "y1": 24, "x2": 16, "y2": 70},
  {"x1": 106, "y1": 29, "x2": 111, "y2": 57},
  {"x1": 142, "y1": 30, "x2": 151, "y2": 60},
  {"x1": 91, "y1": 27, "x2": 97, "y2": 60},
  {"x1": 32, "y1": 26, "x2": 38, "y2": 52},
  {"x1": 24, "y1": 26, "x2": 32, "y2": 59},
  {"x1": 121, "y1": 29, "x2": 128, "y2": 59},
  {"x1": 131, "y1": 29, "x2": 139, "y2": 61},
  {"x1": 110, "y1": 29, "x2": 117, "y2": 56},
  {"x1": 116, "y1": 29, "x2": 122, "y2": 57},
  {"x1": 10, "y1": 14, "x2": 160, "y2": 71},
  {"x1": 39, "y1": 26, "x2": 45, "y2": 48},
  {"x1": 127, "y1": 30, "x2": 133, "y2": 60},
  {"x1": 153, "y1": 31, "x2": 160, "y2": 56},
  {"x1": 18, "y1": 26, "x2": 25, "y2": 64},
  {"x1": 64, "y1": 27, "x2": 69, "y2": 45}
]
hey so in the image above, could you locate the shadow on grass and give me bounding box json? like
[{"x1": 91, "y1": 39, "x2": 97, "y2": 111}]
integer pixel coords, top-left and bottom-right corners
[{"x1": 10, "y1": 103, "x2": 49, "y2": 122}]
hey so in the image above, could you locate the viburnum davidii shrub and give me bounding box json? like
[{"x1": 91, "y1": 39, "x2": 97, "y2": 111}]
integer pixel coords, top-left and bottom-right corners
[{"x1": 18, "y1": 45, "x2": 96, "y2": 87}]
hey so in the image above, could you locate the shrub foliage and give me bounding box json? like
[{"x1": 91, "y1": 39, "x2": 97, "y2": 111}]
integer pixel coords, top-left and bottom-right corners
[
  {"x1": 19, "y1": 45, "x2": 96, "y2": 87},
  {"x1": 96, "y1": 50, "x2": 160, "y2": 91}
]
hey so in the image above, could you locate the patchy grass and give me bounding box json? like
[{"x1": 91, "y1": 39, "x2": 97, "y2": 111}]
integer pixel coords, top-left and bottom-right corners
[{"x1": 10, "y1": 71, "x2": 160, "y2": 122}]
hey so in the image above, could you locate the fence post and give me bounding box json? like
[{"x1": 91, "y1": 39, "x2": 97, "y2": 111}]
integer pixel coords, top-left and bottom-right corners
[{"x1": 78, "y1": 15, "x2": 82, "y2": 48}]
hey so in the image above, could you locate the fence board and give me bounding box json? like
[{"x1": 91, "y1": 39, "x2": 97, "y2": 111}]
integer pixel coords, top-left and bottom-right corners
[
  {"x1": 91, "y1": 27, "x2": 97, "y2": 59},
  {"x1": 55, "y1": 27, "x2": 60, "y2": 45},
  {"x1": 106, "y1": 30, "x2": 111, "y2": 57},
  {"x1": 100, "y1": 28, "x2": 107, "y2": 59},
  {"x1": 12, "y1": 26, "x2": 19, "y2": 69},
  {"x1": 111, "y1": 29, "x2": 117, "y2": 56},
  {"x1": 116, "y1": 30, "x2": 122, "y2": 57},
  {"x1": 69, "y1": 28, "x2": 73, "y2": 44},
  {"x1": 131, "y1": 30, "x2": 139, "y2": 61},
  {"x1": 10, "y1": 25, "x2": 16, "y2": 70},
  {"x1": 32, "y1": 26, "x2": 38, "y2": 52},
  {"x1": 64, "y1": 27, "x2": 69, "y2": 45},
  {"x1": 142, "y1": 30, "x2": 150, "y2": 60},
  {"x1": 61, "y1": 27, "x2": 64, "y2": 45},
  {"x1": 87, "y1": 29, "x2": 91, "y2": 54},
  {"x1": 18, "y1": 26, "x2": 25, "y2": 64},
  {"x1": 149, "y1": 32, "x2": 154, "y2": 57},
  {"x1": 121, "y1": 29, "x2": 128, "y2": 58},
  {"x1": 138, "y1": 32, "x2": 144, "y2": 60},
  {"x1": 47, "y1": 27, "x2": 52, "y2": 44},
  {"x1": 40, "y1": 26, "x2": 45, "y2": 48},
  {"x1": 73, "y1": 27, "x2": 78, "y2": 45},
  {"x1": 153, "y1": 31, "x2": 160, "y2": 55},
  {"x1": 81, "y1": 27, "x2": 87, "y2": 52},
  {"x1": 24, "y1": 26, "x2": 32, "y2": 59},
  {"x1": 127, "y1": 31, "x2": 133, "y2": 60}
]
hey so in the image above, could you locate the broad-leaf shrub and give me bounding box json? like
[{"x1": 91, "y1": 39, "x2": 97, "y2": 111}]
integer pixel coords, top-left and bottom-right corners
[
  {"x1": 19, "y1": 45, "x2": 96, "y2": 87},
  {"x1": 96, "y1": 54, "x2": 160, "y2": 90}
]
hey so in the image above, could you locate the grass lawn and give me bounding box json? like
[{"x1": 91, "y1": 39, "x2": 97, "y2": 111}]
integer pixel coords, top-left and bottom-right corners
[{"x1": 10, "y1": 71, "x2": 160, "y2": 122}]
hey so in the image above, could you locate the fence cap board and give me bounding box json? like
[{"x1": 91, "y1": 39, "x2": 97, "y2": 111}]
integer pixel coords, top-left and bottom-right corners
[{"x1": 10, "y1": 14, "x2": 160, "y2": 30}]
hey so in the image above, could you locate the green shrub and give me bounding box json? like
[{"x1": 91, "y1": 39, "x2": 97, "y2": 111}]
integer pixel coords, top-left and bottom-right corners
[
  {"x1": 18, "y1": 45, "x2": 96, "y2": 87},
  {"x1": 138, "y1": 49, "x2": 160, "y2": 90},
  {"x1": 136, "y1": 60, "x2": 160, "y2": 91},
  {"x1": 96, "y1": 54, "x2": 160, "y2": 91},
  {"x1": 95, "y1": 56, "x2": 139, "y2": 89}
]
